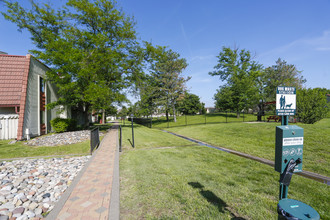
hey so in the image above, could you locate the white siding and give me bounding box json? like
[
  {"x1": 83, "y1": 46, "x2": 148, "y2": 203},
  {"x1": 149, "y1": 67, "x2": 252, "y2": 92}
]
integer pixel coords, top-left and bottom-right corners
[
  {"x1": 0, "y1": 115, "x2": 19, "y2": 140},
  {"x1": 22, "y1": 58, "x2": 42, "y2": 138},
  {"x1": 22, "y1": 57, "x2": 69, "y2": 136}
]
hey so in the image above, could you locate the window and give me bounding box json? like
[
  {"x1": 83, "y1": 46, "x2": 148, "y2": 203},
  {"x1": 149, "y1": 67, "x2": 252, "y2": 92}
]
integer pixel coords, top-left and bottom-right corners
[
  {"x1": 40, "y1": 111, "x2": 45, "y2": 124},
  {"x1": 40, "y1": 77, "x2": 45, "y2": 93}
]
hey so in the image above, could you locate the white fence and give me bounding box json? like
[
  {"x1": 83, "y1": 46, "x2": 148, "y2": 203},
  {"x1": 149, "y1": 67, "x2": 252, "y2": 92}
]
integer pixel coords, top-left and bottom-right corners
[{"x1": 0, "y1": 115, "x2": 19, "y2": 140}]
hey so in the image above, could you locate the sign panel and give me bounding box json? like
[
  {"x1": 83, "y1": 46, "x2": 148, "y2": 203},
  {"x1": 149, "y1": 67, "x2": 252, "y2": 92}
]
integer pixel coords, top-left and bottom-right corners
[
  {"x1": 276, "y1": 87, "x2": 296, "y2": 116},
  {"x1": 283, "y1": 137, "x2": 303, "y2": 146}
]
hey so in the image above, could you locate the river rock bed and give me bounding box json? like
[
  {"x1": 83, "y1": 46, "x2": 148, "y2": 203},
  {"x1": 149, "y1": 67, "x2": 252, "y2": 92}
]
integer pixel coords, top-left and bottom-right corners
[
  {"x1": 26, "y1": 130, "x2": 91, "y2": 147},
  {"x1": 0, "y1": 156, "x2": 90, "y2": 219}
]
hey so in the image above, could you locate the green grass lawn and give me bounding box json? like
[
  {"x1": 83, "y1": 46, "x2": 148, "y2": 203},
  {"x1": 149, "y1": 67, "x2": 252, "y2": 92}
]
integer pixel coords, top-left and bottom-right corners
[
  {"x1": 120, "y1": 123, "x2": 194, "y2": 151},
  {"x1": 165, "y1": 118, "x2": 330, "y2": 177},
  {"x1": 0, "y1": 123, "x2": 112, "y2": 159},
  {"x1": 0, "y1": 139, "x2": 91, "y2": 159},
  {"x1": 151, "y1": 112, "x2": 259, "y2": 129},
  {"x1": 119, "y1": 124, "x2": 329, "y2": 219}
]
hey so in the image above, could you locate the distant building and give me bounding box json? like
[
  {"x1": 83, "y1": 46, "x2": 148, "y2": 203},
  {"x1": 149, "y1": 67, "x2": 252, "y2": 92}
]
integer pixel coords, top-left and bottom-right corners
[
  {"x1": 205, "y1": 107, "x2": 216, "y2": 114},
  {"x1": 0, "y1": 54, "x2": 69, "y2": 140}
]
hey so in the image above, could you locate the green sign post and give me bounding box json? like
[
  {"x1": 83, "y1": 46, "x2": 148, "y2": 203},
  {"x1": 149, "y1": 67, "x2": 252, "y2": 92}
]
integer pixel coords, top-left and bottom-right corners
[{"x1": 275, "y1": 87, "x2": 319, "y2": 219}]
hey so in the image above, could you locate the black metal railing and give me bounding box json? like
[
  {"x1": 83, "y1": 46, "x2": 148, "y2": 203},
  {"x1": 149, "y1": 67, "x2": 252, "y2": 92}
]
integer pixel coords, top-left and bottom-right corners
[
  {"x1": 129, "y1": 110, "x2": 282, "y2": 129},
  {"x1": 90, "y1": 127, "x2": 100, "y2": 154}
]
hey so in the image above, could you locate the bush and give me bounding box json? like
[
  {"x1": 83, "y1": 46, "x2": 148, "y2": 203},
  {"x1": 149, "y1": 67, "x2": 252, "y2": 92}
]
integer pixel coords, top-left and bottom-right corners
[
  {"x1": 296, "y1": 88, "x2": 329, "y2": 124},
  {"x1": 50, "y1": 118, "x2": 77, "y2": 133}
]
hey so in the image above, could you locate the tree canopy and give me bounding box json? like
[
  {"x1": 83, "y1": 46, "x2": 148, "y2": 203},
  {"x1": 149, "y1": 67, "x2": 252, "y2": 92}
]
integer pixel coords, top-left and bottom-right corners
[
  {"x1": 177, "y1": 92, "x2": 204, "y2": 115},
  {"x1": 139, "y1": 43, "x2": 189, "y2": 121},
  {"x1": 2, "y1": 0, "x2": 143, "y2": 124},
  {"x1": 210, "y1": 47, "x2": 262, "y2": 116},
  {"x1": 262, "y1": 58, "x2": 306, "y2": 102},
  {"x1": 297, "y1": 88, "x2": 329, "y2": 124}
]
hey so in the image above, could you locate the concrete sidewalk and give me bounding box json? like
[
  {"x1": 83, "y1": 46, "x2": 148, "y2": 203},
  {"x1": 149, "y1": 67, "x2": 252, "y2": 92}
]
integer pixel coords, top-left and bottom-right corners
[{"x1": 46, "y1": 124, "x2": 119, "y2": 220}]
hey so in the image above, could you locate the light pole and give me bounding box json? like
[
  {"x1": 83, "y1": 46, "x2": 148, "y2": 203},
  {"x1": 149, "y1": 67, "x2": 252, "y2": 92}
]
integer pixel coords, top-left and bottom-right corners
[{"x1": 131, "y1": 114, "x2": 135, "y2": 148}]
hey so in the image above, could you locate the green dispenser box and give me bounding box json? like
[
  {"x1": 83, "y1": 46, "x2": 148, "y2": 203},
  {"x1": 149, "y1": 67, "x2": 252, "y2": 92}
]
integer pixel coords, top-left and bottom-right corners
[{"x1": 275, "y1": 125, "x2": 304, "y2": 174}]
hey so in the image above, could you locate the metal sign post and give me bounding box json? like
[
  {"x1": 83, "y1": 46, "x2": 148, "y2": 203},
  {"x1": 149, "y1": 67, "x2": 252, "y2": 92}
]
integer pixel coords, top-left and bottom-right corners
[
  {"x1": 131, "y1": 114, "x2": 135, "y2": 148},
  {"x1": 275, "y1": 87, "x2": 319, "y2": 219}
]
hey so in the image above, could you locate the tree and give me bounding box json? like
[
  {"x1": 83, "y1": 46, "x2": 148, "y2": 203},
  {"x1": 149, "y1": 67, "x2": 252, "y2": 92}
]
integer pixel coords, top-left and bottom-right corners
[
  {"x1": 144, "y1": 43, "x2": 189, "y2": 122},
  {"x1": 177, "y1": 92, "x2": 204, "y2": 115},
  {"x1": 213, "y1": 86, "x2": 234, "y2": 111},
  {"x1": 138, "y1": 74, "x2": 162, "y2": 117},
  {"x1": 262, "y1": 58, "x2": 306, "y2": 102},
  {"x1": 118, "y1": 106, "x2": 128, "y2": 119},
  {"x1": 209, "y1": 47, "x2": 262, "y2": 117},
  {"x1": 2, "y1": 0, "x2": 143, "y2": 125},
  {"x1": 296, "y1": 88, "x2": 329, "y2": 124}
]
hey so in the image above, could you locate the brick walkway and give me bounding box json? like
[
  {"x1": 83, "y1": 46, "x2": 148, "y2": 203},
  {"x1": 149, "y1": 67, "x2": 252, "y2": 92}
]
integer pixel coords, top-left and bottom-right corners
[{"x1": 46, "y1": 124, "x2": 119, "y2": 220}]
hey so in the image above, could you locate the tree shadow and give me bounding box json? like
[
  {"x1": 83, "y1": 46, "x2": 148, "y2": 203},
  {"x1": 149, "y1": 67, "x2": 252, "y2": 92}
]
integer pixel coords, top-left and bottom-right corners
[{"x1": 188, "y1": 182, "x2": 246, "y2": 220}]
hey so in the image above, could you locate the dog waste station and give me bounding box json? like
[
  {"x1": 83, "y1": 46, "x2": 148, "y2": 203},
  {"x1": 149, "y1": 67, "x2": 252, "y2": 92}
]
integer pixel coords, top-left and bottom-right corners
[{"x1": 275, "y1": 86, "x2": 319, "y2": 220}]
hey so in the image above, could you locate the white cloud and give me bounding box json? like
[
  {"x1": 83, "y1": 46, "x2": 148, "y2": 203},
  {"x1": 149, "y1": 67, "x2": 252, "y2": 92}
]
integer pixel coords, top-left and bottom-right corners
[{"x1": 259, "y1": 30, "x2": 330, "y2": 64}]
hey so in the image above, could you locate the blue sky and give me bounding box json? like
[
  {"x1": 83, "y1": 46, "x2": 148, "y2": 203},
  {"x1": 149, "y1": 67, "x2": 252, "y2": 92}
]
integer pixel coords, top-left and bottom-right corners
[{"x1": 1, "y1": 0, "x2": 329, "y2": 107}]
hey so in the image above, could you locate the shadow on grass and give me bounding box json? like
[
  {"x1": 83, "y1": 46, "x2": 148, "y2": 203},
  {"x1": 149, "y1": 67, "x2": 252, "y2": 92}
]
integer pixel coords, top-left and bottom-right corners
[{"x1": 188, "y1": 182, "x2": 246, "y2": 220}]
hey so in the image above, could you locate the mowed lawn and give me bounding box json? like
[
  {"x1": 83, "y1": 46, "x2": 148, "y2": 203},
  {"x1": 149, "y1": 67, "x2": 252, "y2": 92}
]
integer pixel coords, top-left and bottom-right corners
[
  {"x1": 0, "y1": 139, "x2": 91, "y2": 159},
  {"x1": 165, "y1": 118, "x2": 330, "y2": 176},
  {"x1": 151, "y1": 112, "x2": 258, "y2": 128},
  {"x1": 119, "y1": 124, "x2": 329, "y2": 219}
]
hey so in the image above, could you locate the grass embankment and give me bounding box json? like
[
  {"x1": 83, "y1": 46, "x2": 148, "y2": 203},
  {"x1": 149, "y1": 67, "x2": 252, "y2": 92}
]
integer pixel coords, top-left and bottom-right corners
[
  {"x1": 119, "y1": 124, "x2": 329, "y2": 219},
  {"x1": 165, "y1": 118, "x2": 330, "y2": 176},
  {"x1": 0, "y1": 124, "x2": 112, "y2": 159},
  {"x1": 0, "y1": 139, "x2": 91, "y2": 159}
]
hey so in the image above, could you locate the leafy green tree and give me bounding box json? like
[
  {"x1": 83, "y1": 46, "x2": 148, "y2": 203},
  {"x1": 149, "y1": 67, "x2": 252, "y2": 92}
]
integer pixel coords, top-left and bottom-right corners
[
  {"x1": 144, "y1": 43, "x2": 189, "y2": 122},
  {"x1": 2, "y1": 0, "x2": 143, "y2": 125},
  {"x1": 138, "y1": 74, "x2": 162, "y2": 117},
  {"x1": 262, "y1": 58, "x2": 306, "y2": 102},
  {"x1": 118, "y1": 106, "x2": 128, "y2": 119},
  {"x1": 177, "y1": 92, "x2": 204, "y2": 115},
  {"x1": 213, "y1": 86, "x2": 234, "y2": 111},
  {"x1": 296, "y1": 88, "x2": 329, "y2": 124},
  {"x1": 210, "y1": 47, "x2": 262, "y2": 117}
]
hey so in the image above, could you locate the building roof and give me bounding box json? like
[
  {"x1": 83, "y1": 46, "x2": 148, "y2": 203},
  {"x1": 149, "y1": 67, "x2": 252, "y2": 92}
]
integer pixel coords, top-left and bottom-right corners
[{"x1": 0, "y1": 54, "x2": 31, "y2": 106}]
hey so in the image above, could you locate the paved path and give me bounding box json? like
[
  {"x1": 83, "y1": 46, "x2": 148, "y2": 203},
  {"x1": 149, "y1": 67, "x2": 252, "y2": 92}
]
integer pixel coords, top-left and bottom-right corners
[{"x1": 46, "y1": 124, "x2": 119, "y2": 220}]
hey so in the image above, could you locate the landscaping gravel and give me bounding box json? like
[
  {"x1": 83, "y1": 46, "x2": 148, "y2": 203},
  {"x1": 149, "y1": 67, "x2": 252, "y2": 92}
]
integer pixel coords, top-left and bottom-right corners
[
  {"x1": 0, "y1": 156, "x2": 90, "y2": 219},
  {"x1": 26, "y1": 130, "x2": 91, "y2": 147}
]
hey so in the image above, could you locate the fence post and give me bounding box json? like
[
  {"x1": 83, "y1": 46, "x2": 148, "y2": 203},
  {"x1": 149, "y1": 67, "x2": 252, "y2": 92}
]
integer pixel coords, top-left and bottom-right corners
[
  {"x1": 119, "y1": 125, "x2": 122, "y2": 152},
  {"x1": 131, "y1": 115, "x2": 135, "y2": 148},
  {"x1": 243, "y1": 111, "x2": 245, "y2": 122},
  {"x1": 185, "y1": 114, "x2": 187, "y2": 126}
]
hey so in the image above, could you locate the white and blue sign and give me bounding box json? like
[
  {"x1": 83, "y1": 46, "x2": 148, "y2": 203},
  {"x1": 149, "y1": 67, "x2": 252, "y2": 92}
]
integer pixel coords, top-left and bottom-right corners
[{"x1": 276, "y1": 87, "x2": 296, "y2": 116}]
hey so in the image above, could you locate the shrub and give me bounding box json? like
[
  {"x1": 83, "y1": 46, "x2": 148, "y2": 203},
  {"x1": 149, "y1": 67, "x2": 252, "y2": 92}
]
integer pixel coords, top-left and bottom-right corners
[
  {"x1": 296, "y1": 88, "x2": 329, "y2": 124},
  {"x1": 50, "y1": 118, "x2": 77, "y2": 133}
]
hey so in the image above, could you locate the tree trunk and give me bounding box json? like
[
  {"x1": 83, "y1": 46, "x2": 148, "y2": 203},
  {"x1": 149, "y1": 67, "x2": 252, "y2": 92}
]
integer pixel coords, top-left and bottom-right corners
[
  {"x1": 82, "y1": 104, "x2": 90, "y2": 128},
  {"x1": 172, "y1": 104, "x2": 177, "y2": 122},
  {"x1": 166, "y1": 110, "x2": 169, "y2": 121},
  {"x1": 102, "y1": 109, "x2": 105, "y2": 124},
  {"x1": 236, "y1": 111, "x2": 240, "y2": 119}
]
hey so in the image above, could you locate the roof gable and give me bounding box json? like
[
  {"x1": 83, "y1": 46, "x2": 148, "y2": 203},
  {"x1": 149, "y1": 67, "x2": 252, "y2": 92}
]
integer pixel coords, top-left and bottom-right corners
[{"x1": 0, "y1": 54, "x2": 30, "y2": 106}]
